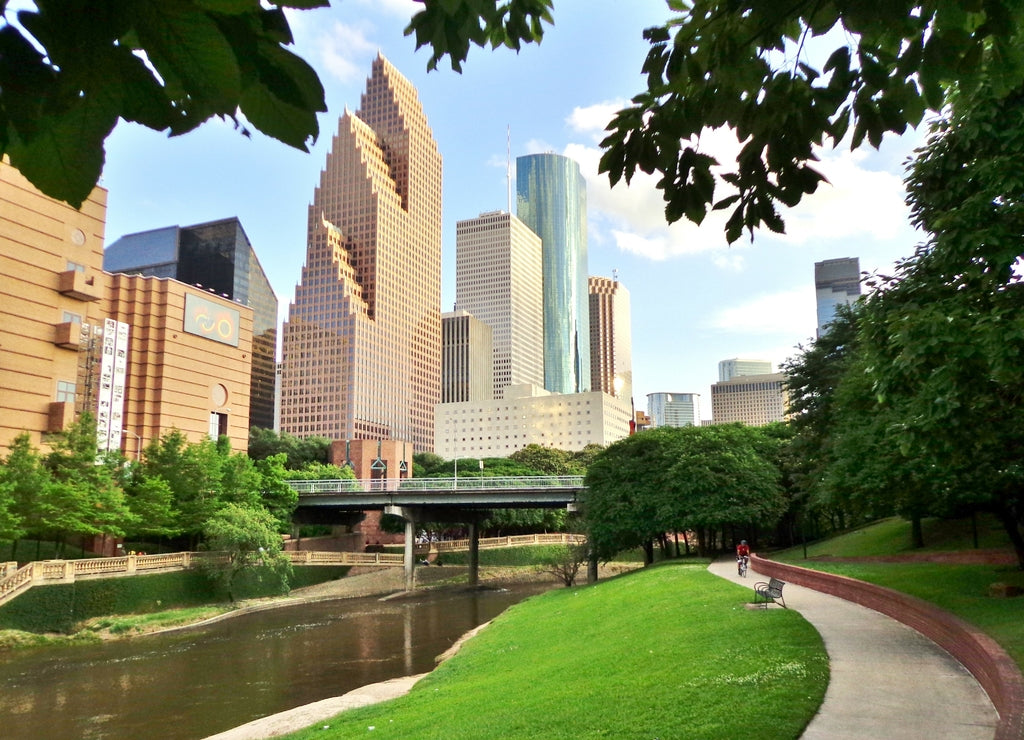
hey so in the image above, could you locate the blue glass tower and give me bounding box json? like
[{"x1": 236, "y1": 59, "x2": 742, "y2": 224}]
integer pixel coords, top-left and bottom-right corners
[{"x1": 516, "y1": 153, "x2": 590, "y2": 393}]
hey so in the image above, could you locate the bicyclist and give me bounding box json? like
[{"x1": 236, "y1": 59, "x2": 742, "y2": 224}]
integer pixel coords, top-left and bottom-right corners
[{"x1": 736, "y1": 540, "x2": 750, "y2": 575}]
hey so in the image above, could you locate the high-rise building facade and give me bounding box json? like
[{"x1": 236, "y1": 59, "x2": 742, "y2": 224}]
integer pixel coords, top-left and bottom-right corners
[
  {"x1": 435, "y1": 384, "x2": 632, "y2": 459},
  {"x1": 0, "y1": 159, "x2": 253, "y2": 455},
  {"x1": 718, "y1": 358, "x2": 773, "y2": 382},
  {"x1": 516, "y1": 153, "x2": 590, "y2": 394},
  {"x1": 104, "y1": 217, "x2": 277, "y2": 429},
  {"x1": 455, "y1": 211, "x2": 543, "y2": 397},
  {"x1": 647, "y1": 392, "x2": 700, "y2": 427},
  {"x1": 589, "y1": 275, "x2": 632, "y2": 402},
  {"x1": 815, "y1": 257, "x2": 861, "y2": 336},
  {"x1": 441, "y1": 311, "x2": 493, "y2": 404},
  {"x1": 279, "y1": 54, "x2": 443, "y2": 451},
  {"x1": 711, "y1": 372, "x2": 789, "y2": 426}
]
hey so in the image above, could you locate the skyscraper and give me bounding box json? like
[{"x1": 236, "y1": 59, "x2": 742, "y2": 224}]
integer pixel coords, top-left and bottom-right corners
[
  {"x1": 104, "y1": 217, "x2": 278, "y2": 430},
  {"x1": 516, "y1": 153, "x2": 590, "y2": 394},
  {"x1": 441, "y1": 311, "x2": 493, "y2": 404},
  {"x1": 718, "y1": 358, "x2": 773, "y2": 383},
  {"x1": 647, "y1": 392, "x2": 700, "y2": 427},
  {"x1": 815, "y1": 257, "x2": 861, "y2": 336},
  {"x1": 711, "y1": 373, "x2": 789, "y2": 426},
  {"x1": 589, "y1": 275, "x2": 632, "y2": 401},
  {"x1": 455, "y1": 210, "x2": 543, "y2": 397},
  {"x1": 279, "y1": 54, "x2": 442, "y2": 451}
]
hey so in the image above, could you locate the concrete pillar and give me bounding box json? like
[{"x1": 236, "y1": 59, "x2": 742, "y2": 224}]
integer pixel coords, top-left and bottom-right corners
[
  {"x1": 404, "y1": 518, "x2": 416, "y2": 591},
  {"x1": 467, "y1": 521, "x2": 480, "y2": 586}
]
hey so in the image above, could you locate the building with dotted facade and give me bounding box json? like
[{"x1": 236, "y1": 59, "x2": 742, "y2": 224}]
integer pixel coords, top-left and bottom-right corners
[
  {"x1": 589, "y1": 275, "x2": 632, "y2": 402},
  {"x1": 279, "y1": 54, "x2": 443, "y2": 451},
  {"x1": 455, "y1": 211, "x2": 543, "y2": 397},
  {"x1": 441, "y1": 311, "x2": 493, "y2": 404},
  {"x1": 710, "y1": 372, "x2": 790, "y2": 426}
]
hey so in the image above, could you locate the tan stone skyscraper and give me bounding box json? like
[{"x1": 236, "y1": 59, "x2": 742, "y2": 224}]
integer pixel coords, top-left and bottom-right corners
[{"x1": 280, "y1": 54, "x2": 442, "y2": 451}]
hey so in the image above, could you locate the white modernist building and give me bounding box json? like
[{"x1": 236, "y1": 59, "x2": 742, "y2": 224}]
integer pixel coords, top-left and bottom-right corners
[
  {"x1": 647, "y1": 392, "x2": 701, "y2": 427},
  {"x1": 455, "y1": 211, "x2": 544, "y2": 398},
  {"x1": 815, "y1": 257, "x2": 861, "y2": 336},
  {"x1": 710, "y1": 372, "x2": 790, "y2": 426},
  {"x1": 434, "y1": 384, "x2": 632, "y2": 459},
  {"x1": 718, "y1": 358, "x2": 773, "y2": 382}
]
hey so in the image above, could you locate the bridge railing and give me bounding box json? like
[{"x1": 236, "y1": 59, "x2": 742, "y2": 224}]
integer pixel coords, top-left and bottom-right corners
[{"x1": 288, "y1": 475, "x2": 585, "y2": 495}]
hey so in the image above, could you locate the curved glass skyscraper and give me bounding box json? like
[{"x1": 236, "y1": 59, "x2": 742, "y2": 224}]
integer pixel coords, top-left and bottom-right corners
[{"x1": 516, "y1": 153, "x2": 590, "y2": 393}]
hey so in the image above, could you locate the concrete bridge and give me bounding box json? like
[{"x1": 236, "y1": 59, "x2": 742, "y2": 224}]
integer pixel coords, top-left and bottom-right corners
[{"x1": 287, "y1": 476, "x2": 588, "y2": 589}]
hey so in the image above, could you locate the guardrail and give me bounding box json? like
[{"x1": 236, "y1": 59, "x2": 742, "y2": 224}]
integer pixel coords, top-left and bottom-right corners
[
  {"x1": 288, "y1": 476, "x2": 585, "y2": 495},
  {"x1": 0, "y1": 534, "x2": 587, "y2": 609}
]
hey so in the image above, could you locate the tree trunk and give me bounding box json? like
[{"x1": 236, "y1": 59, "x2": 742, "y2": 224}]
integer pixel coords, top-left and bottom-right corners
[
  {"x1": 642, "y1": 539, "x2": 654, "y2": 565},
  {"x1": 911, "y1": 514, "x2": 924, "y2": 549},
  {"x1": 993, "y1": 503, "x2": 1024, "y2": 570}
]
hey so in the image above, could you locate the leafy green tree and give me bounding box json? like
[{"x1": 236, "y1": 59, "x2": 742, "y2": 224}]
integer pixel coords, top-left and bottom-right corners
[
  {"x1": 254, "y1": 453, "x2": 300, "y2": 531},
  {"x1": 141, "y1": 430, "x2": 224, "y2": 546},
  {"x1": 2, "y1": 0, "x2": 327, "y2": 207},
  {"x1": 248, "y1": 428, "x2": 331, "y2": 468},
  {"x1": 202, "y1": 503, "x2": 291, "y2": 600},
  {"x1": 284, "y1": 461, "x2": 356, "y2": 480},
  {"x1": 508, "y1": 444, "x2": 572, "y2": 475},
  {"x1": 410, "y1": 1, "x2": 1024, "y2": 240},
  {"x1": 0, "y1": 474, "x2": 21, "y2": 543},
  {"x1": 121, "y1": 473, "x2": 179, "y2": 541},
  {"x1": 44, "y1": 414, "x2": 134, "y2": 546},
  {"x1": 0, "y1": 434, "x2": 45, "y2": 557},
  {"x1": 851, "y1": 80, "x2": 1024, "y2": 567}
]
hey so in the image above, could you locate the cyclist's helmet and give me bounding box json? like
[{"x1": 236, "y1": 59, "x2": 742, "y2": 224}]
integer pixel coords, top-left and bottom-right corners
[{"x1": 740, "y1": 540, "x2": 747, "y2": 545}]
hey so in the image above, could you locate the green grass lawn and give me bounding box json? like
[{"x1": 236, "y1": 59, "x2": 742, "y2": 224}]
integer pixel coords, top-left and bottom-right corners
[
  {"x1": 286, "y1": 563, "x2": 828, "y2": 739},
  {"x1": 775, "y1": 515, "x2": 1024, "y2": 670}
]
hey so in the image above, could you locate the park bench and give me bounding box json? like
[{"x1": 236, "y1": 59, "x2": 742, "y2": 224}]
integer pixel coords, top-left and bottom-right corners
[{"x1": 754, "y1": 577, "x2": 787, "y2": 608}]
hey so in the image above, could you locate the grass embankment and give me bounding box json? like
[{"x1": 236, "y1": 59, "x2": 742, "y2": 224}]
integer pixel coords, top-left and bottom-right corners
[
  {"x1": 286, "y1": 563, "x2": 828, "y2": 740},
  {"x1": 776, "y1": 516, "x2": 1024, "y2": 668}
]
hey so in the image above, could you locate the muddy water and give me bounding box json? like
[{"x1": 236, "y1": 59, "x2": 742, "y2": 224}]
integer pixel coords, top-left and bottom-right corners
[{"x1": 0, "y1": 584, "x2": 549, "y2": 739}]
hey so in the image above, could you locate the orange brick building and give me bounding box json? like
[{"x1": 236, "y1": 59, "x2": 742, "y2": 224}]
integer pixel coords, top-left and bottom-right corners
[{"x1": 0, "y1": 159, "x2": 252, "y2": 455}]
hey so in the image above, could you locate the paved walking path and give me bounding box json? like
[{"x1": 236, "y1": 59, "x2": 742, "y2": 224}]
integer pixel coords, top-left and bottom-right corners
[{"x1": 707, "y1": 559, "x2": 999, "y2": 739}]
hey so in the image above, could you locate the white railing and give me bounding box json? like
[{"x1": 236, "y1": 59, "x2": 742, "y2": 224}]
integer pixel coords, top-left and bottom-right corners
[
  {"x1": 0, "y1": 534, "x2": 587, "y2": 608},
  {"x1": 289, "y1": 475, "x2": 585, "y2": 495}
]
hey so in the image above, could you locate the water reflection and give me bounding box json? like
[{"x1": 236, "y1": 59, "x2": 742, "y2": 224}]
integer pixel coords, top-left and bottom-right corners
[{"x1": 0, "y1": 584, "x2": 548, "y2": 740}]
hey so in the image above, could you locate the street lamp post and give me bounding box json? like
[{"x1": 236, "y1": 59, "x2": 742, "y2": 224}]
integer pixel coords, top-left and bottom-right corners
[{"x1": 122, "y1": 428, "x2": 142, "y2": 460}]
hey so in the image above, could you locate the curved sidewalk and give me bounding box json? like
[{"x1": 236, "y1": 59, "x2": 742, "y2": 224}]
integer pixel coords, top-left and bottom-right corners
[{"x1": 708, "y1": 559, "x2": 998, "y2": 739}]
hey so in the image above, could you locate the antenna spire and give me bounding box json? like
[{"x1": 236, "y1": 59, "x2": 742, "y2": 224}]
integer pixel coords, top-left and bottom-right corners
[{"x1": 506, "y1": 124, "x2": 512, "y2": 213}]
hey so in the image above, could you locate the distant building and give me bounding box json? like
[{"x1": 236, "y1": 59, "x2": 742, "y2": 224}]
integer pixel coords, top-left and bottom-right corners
[
  {"x1": 589, "y1": 276, "x2": 632, "y2": 402},
  {"x1": 516, "y1": 153, "x2": 590, "y2": 394},
  {"x1": 279, "y1": 54, "x2": 442, "y2": 451},
  {"x1": 647, "y1": 392, "x2": 700, "y2": 427},
  {"x1": 455, "y1": 211, "x2": 543, "y2": 397},
  {"x1": 718, "y1": 358, "x2": 772, "y2": 382},
  {"x1": 815, "y1": 257, "x2": 861, "y2": 336},
  {"x1": 710, "y1": 372, "x2": 789, "y2": 426},
  {"x1": 104, "y1": 217, "x2": 277, "y2": 430},
  {"x1": 0, "y1": 158, "x2": 252, "y2": 455},
  {"x1": 441, "y1": 311, "x2": 493, "y2": 403},
  {"x1": 435, "y1": 384, "x2": 631, "y2": 459}
]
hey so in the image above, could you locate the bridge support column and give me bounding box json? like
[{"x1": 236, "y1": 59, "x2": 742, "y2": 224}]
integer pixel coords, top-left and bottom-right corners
[
  {"x1": 467, "y1": 521, "x2": 479, "y2": 586},
  {"x1": 385, "y1": 505, "x2": 419, "y2": 591}
]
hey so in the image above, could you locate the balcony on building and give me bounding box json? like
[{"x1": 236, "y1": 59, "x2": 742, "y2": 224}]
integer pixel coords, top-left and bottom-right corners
[
  {"x1": 58, "y1": 269, "x2": 101, "y2": 301},
  {"x1": 47, "y1": 401, "x2": 75, "y2": 432},
  {"x1": 54, "y1": 321, "x2": 81, "y2": 349}
]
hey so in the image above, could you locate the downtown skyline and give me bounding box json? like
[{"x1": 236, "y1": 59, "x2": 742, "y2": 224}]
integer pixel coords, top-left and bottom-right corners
[{"x1": 98, "y1": 1, "x2": 923, "y2": 421}]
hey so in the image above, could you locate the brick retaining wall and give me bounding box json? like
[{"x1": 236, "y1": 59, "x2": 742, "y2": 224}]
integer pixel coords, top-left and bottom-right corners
[{"x1": 751, "y1": 555, "x2": 1024, "y2": 740}]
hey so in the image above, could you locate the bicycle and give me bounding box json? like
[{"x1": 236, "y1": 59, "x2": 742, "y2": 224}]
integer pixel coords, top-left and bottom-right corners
[{"x1": 737, "y1": 555, "x2": 749, "y2": 577}]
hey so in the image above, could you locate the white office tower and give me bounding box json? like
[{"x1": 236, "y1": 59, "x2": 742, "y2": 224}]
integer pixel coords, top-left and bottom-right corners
[
  {"x1": 711, "y1": 373, "x2": 789, "y2": 426},
  {"x1": 647, "y1": 392, "x2": 700, "y2": 427},
  {"x1": 718, "y1": 358, "x2": 773, "y2": 382},
  {"x1": 589, "y1": 276, "x2": 632, "y2": 402},
  {"x1": 815, "y1": 257, "x2": 861, "y2": 336},
  {"x1": 455, "y1": 211, "x2": 544, "y2": 397}
]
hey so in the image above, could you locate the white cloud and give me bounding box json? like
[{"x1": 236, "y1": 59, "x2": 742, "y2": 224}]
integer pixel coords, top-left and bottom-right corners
[
  {"x1": 705, "y1": 287, "x2": 816, "y2": 340},
  {"x1": 564, "y1": 119, "x2": 918, "y2": 264},
  {"x1": 566, "y1": 100, "x2": 627, "y2": 143},
  {"x1": 310, "y1": 22, "x2": 378, "y2": 84}
]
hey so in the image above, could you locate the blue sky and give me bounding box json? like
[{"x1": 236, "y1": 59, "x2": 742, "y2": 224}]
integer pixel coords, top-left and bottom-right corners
[{"x1": 99, "y1": 0, "x2": 923, "y2": 422}]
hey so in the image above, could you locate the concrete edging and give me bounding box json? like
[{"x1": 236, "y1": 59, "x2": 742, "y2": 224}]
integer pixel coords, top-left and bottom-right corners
[{"x1": 751, "y1": 554, "x2": 1024, "y2": 740}]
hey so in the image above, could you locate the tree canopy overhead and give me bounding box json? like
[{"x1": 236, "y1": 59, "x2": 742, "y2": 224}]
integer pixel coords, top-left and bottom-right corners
[{"x1": 1, "y1": 0, "x2": 327, "y2": 207}]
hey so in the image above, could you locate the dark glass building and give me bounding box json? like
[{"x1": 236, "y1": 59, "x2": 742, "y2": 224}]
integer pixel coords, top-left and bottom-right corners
[{"x1": 104, "y1": 218, "x2": 278, "y2": 430}]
